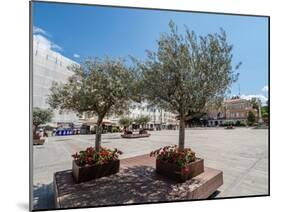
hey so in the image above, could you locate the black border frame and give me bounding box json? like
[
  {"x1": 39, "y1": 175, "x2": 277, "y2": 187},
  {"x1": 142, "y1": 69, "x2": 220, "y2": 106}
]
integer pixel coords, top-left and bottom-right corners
[{"x1": 29, "y1": 1, "x2": 270, "y2": 211}]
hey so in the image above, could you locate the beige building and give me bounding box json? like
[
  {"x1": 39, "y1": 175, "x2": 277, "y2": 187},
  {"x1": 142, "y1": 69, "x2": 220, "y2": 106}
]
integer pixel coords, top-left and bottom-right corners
[{"x1": 208, "y1": 98, "x2": 257, "y2": 126}]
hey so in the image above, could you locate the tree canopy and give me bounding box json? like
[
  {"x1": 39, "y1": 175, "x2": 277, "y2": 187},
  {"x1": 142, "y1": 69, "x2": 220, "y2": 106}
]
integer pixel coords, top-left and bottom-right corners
[
  {"x1": 118, "y1": 117, "x2": 133, "y2": 128},
  {"x1": 134, "y1": 115, "x2": 151, "y2": 127},
  {"x1": 247, "y1": 111, "x2": 256, "y2": 126},
  {"x1": 134, "y1": 20, "x2": 241, "y2": 149},
  {"x1": 47, "y1": 57, "x2": 135, "y2": 151},
  {"x1": 33, "y1": 107, "x2": 53, "y2": 129},
  {"x1": 250, "y1": 97, "x2": 262, "y2": 111}
]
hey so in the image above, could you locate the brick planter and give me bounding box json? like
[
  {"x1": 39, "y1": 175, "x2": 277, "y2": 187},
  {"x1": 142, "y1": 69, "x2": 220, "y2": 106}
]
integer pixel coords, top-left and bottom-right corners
[
  {"x1": 72, "y1": 159, "x2": 120, "y2": 183},
  {"x1": 156, "y1": 158, "x2": 204, "y2": 182}
]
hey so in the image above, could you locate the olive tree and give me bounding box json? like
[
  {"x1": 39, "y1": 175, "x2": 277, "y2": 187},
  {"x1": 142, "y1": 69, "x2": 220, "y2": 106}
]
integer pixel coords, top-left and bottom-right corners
[
  {"x1": 48, "y1": 58, "x2": 134, "y2": 151},
  {"x1": 250, "y1": 97, "x2": 262, "y2": 111},
  {"x1": 119, "y1": 117, "x2": 133, "y2": 130},
  {"x1": 135, "y1": 21, "x2": 240, "y2": 150},
  {"x1": 33, "y1": 107, "x2": 53, "y2": 134},
  {"x1": 134, "y1": 115, "x2": 151, "y2": 128}
]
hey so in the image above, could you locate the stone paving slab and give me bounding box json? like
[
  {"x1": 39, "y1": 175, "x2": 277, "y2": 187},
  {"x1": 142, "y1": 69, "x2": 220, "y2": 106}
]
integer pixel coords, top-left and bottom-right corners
[
  {"x1": 33, "y1": 128, "x2": 268, "y2": 210},
  {"x1": 54, "y1": 155, "x2": 223, "y2": 209}
]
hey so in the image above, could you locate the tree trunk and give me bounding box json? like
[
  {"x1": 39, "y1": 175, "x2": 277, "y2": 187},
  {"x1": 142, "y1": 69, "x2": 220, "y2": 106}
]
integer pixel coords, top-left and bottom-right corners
[
  {"x1": 178, "y1": 115, "x2": 186, "y2": 151},
  {"x1": 33, "y1": 125, "x2": 38, "y2": 137},
  {"x1": 95, "y1": 116, "x2": 103, "y2": 152}
]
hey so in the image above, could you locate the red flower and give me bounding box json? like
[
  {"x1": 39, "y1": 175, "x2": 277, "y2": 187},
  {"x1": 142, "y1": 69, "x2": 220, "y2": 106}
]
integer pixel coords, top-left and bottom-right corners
[
  {"x1": 71, "y1": 147, "x2": 122, "y2": 166},
  {"x1": 100, "y1": 150, "x2": 109, "y2": 157},
  {"x1": 150, "y1": 145, "x2": 196, "y2": 167}
]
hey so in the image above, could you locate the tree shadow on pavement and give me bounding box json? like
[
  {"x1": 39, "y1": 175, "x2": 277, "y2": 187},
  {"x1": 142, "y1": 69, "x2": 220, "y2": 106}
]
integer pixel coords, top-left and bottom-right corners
[
  {"x1": 55, "y1": 165, "x2": 201, "y2": 208},
  {"x1": 33, "y1": 183, "x2": 55, "y2": 210}
]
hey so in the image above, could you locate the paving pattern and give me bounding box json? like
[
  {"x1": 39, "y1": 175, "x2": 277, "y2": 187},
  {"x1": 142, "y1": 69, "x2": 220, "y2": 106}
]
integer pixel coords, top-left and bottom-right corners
[
  {"x1": 54, "y1": 155, "x2": 222, "y2": 209},
  {"x1": 32, "y1": 128, "x2": 269, "y2": 210}
]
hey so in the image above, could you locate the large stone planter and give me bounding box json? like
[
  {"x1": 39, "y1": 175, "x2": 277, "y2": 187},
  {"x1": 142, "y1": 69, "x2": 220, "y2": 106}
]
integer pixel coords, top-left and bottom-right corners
[
  {"x1": 156, "y1": 158, "x2": 204, "y2": 182},
  {"x1": 72, "y1": 159, "x2": 120, "y2": 183},
  {"x1": 121, "y1": 133, "x2": 151, "y2": 138}
]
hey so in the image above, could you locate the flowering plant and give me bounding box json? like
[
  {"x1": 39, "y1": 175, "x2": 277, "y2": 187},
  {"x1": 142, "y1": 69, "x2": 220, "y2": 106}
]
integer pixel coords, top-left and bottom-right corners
[
  {"x1": 72, "y1": 147, "x2": 123, "y2": 166},
  {"x1": 150, "y1": 145, "x2": 196, "y2": 168}
]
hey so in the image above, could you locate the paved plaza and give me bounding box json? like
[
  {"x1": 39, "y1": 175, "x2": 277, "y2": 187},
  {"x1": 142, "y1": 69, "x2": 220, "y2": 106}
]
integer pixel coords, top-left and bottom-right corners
[{"x1": 32, "y1": 128, "x2": 269, "y2": 210}]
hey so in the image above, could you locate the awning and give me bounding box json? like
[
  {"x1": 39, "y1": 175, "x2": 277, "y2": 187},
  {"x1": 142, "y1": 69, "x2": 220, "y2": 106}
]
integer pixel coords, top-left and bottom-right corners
[{"x1": 82, "y1": 117, "x2": 115, "y2": 125}]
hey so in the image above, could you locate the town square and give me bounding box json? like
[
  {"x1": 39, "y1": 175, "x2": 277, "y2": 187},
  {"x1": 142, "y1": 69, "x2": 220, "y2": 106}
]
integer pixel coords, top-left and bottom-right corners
[
  {"x1": 31, "y1": 1, "x2": 269, "y2": 210},
  {"x1": 33, "y1": 128, "x2": 268, "y2": 209}
]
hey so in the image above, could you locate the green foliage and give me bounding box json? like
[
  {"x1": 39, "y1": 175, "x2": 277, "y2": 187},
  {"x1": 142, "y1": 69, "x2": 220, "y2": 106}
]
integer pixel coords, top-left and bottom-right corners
[
  {"x1": 262, "y1": 112, "x2": 268, "y2": 119},
  {"x1": 247, "y1": 111, "x2": 256, "y2": 126},
  {"x1": 72, "y1": 146, "x2": 123, "y2": 166},
  {"x1": 235, "y1": 121, "x2": 246, "y2": 127},
  {"x1": 33, "y1": 107, "x2": 53, "y2": 128},
  {"x1": 134, "y1": 20, "x2": 240, "y2": 117},
  {"x1": 250, "y1": 98, "x2": 269, "y2": 124},
  {"x1": 134, "y1": 20, "x2": 240, "y2": 149},
  {"x1": 150, "y1": 145, "x2": 196, "y2": 168},
  {"x1": 111, "y1": 126, "x2": 120, "y2": 133},
  {"x1": 224, "y1": 121, "x2": 234, "y2": 126},
  {"x1": 261, "y1": 105, "x2": 268, "y2": 115},
  {"x1": 250, "y1": 98, "x2": 261, "y2": 111},
  {"x1": 48, "y1": 57, "x2": 134, "y2": 119},
  {"x1": 118, "y1": 117, "x2": 133, "y2": 128},
  {"x1": 44, "y1": 125, "x2": 55, "y2": 131},
  {"x1": 134, "y1": 115, "x2": 151, "y2": 126},
  {"x1": 47, "y1": 57, "x2": 135, "y2": 151}
]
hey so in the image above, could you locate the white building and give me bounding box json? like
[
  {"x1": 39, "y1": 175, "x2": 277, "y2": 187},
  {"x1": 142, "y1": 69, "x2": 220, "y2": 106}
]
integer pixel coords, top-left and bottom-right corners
[
  {"x1": 109, "y1": 101, "x2": 178, "y2": 130},
  {"x1": 32, "y1": 36, "x2": 177, "y2": 129},
  {"x1": 33, "y1": 38, "x2": 79, "y2": 125}
]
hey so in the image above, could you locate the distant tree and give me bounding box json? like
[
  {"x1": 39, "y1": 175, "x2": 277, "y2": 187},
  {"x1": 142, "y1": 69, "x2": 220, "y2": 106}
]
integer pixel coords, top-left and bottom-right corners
[
  {"x1": 134, "y1": 115, "x2": 151, "y2": 128},
  {"x1": 48, "y1": 58, "x2": 135, "y2": 151},
  {"x1": 134, "y1": 20, "x2": 240, "y2": 150},
  {"x1": 119, "y1": 117, "x2": 133, "y2": 130},
  {"x1": 261, "y1": 105, "x2": 268, "y2": 114},
  {"x1": 235, "y1": 120, "x2": 241, "y2": 126},
  {"x1": 247, "y1": 111, "x2": 256, "y2": 126},
  {"x1": 250, "y1": 98, "x2": 261, "y2": 111},
  {"x1": 33, "y1": 107, "x2": 53, "y2": 133}
]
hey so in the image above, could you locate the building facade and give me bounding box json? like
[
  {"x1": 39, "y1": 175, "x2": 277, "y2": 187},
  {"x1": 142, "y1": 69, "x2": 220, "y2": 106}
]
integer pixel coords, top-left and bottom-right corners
[
  {"x1": 207, "y1": 98, "x2": 257, "y2": 126},
  {"x1": 128, "y1": 102, "x2": 178, "y2": 129},
  {"x1": 33, "y1": 39, "x2": 178, "y2": 129},
  {"x1": 33, "y1": 40, "x2": 79, "y2": 125},
  {"x1": 107, "y1": 101, "x2": 178, "y2": 130}
]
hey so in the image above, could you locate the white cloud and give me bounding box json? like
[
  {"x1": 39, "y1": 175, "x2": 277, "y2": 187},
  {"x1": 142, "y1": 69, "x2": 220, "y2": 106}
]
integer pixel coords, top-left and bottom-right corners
[
  {"x1": 73, "y1": 54, "x2": 80, "y2": 58},
  {"x1": 33, "y1": 26, "x2": 62, "y2": 52},
  {"x1": 33, "y1": 26, "x2": 78, "y2": 65},
  {"x1": 262, "y1": 85, "x2": 268, "y2": 92},
  {"x1": 33, "y1": 34, "x2": 63, "y2": 52},
  {"x1": 241, "y1": 94, "x2": 268, "y2": 105},
  {"x1": 33, "y1": 26, "x2": 50, "y2": 37}
]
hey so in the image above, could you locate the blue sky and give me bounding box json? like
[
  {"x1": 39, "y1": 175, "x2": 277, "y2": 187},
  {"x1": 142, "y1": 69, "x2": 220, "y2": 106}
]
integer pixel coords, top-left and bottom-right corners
[{"x1": 32, "y1": 2, "x2": 269, "y2": 103}]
